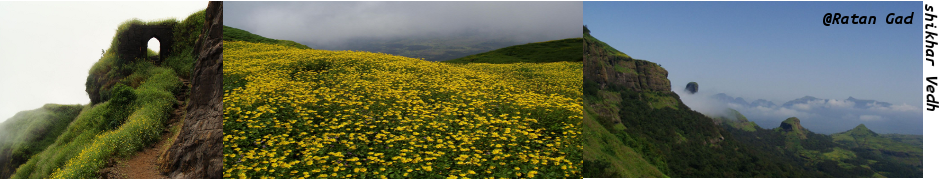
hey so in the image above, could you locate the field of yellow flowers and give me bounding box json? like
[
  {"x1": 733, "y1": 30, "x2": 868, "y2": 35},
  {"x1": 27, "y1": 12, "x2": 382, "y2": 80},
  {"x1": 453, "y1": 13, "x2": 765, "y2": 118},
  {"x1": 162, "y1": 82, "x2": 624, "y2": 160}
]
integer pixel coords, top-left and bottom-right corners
[{"x1": 223, "y1": 41, "x2": 582, "y2": 179}]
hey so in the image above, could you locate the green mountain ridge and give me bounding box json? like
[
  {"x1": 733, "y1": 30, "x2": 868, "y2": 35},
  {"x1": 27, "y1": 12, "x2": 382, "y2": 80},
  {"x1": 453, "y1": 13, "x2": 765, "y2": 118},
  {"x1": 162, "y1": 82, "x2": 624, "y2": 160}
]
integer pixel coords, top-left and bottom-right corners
[
  {"x1": 831, "y1": 124, "x2": 922, "y2": 173},
  {"x1": 717, "y1": 112, "x2": 922, "y2": 177},
  {"x1": 0, "y1": 104, "x2": 83, "y2": 178},
  {"x1": 444, "y1": 38, "x2": 583, "y2": 64},
  {"x1": 710, "y1": 108, "x2": 757, "y2": 132},
  {"x1": 223, "y1": 26, "x2": 311, "y2": 49}
]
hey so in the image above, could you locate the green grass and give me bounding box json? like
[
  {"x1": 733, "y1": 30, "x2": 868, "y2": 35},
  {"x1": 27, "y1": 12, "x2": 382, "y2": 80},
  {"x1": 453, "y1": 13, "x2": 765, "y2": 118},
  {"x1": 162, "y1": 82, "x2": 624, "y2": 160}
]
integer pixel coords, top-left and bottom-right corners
[
  {"x1": 612, "y1": 64, "x2": 637, "y2": 75},
  {"x1": 713, "y1": 108, "x2": 757, "y2": 132},
  {"x1": 880, "y1": 134, "x2": 923, "y2": 148},
  {"x1": 147, "y1": 48, "x2": 158, "y2": 57},
  {"x1": 444, "y1": 38, "x2": 583, "y2": 64},
  {"x1": 164, "y1": 9, "x2": 206, "y2": 79},
  {"x1": 13, "y1": 67, "x2": 180, "y2": 179},
  {"x1": 583, "y1": 109, "x2": 667, "y2": 178},
  {"x1": 642, "y1": 92, "x2": 677, "y2": 109},
  {"x1": 584, "y1": 31, "x2": 627, "y2": 57},
  {"x1": 223, "y1": 26, "x2": 311, "y2": 49},
  {"x1": 821, "y1": 147, "x2": 857, "y2": 162}
]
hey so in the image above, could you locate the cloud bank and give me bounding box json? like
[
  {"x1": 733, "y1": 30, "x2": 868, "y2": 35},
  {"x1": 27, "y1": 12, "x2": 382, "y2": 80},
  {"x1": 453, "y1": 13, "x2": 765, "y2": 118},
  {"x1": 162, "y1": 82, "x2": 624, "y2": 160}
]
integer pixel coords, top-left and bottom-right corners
[
  {"x1": 223, "y1": 1, "x2": 583, "y2": 48},
  {"x1": 678, "y1": 91, "x2": 922, "y2": 134}
]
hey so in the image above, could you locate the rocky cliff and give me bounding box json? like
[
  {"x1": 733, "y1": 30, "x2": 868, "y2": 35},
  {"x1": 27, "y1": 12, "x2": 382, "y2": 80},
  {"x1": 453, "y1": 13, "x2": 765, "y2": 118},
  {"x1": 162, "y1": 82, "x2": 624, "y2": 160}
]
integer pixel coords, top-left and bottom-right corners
[
  {"x1": 583, "y1": 35, "x2": 670, "y2": 92},
  {"x1": 777, "y1": 117, "x2": 807, "y2": 139},
  {"x1": 158, "y1": 1, "x2": 222, "y2": 179}
]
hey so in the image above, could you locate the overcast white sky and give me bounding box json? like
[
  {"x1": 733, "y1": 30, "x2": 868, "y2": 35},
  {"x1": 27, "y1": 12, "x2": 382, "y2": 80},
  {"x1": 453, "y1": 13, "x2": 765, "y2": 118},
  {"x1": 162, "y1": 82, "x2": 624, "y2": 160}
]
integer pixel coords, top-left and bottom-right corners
[
  {"x1": 0, "y1": 1, "x2": 207, "y2": 122},
  {"x1": 224, "y1": 1, "x2": 583, "y2": 49}
]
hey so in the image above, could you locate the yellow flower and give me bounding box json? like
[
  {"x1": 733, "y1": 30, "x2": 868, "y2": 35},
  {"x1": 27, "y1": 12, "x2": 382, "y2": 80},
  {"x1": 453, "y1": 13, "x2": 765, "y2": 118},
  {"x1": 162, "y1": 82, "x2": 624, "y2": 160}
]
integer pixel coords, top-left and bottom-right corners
[{"x1": 223, "y1": 40, "x2": 583, "y2": 179}]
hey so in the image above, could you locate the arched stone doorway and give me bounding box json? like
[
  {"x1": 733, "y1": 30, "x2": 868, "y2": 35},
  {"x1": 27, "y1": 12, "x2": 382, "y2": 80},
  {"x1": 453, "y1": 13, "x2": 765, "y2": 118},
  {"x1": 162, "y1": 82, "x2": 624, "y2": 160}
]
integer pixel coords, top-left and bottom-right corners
[
  {"x1": 148, "y1": 37, "x2": 161, "y2": 55},
  {"x1": 116, "y1": 24, "x2": 174, "y2": 65}
]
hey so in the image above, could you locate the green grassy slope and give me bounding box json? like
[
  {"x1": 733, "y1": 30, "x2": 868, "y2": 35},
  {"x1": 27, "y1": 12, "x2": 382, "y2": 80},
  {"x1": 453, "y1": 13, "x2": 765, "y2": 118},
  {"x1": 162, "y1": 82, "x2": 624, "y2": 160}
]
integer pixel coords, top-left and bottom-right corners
[
  {"x1": 712, "y1": 108, "x2": 758, "y2": 132},
  {"x1": 583, "y1": 90, "x2": 666, "y2": 178},
  {"x1": 444, "y1": 38, "x2": 583, "y2": 64},
  {"x1": 583, "y1": 26, "x2": 626, "y2": 57},
  {"x1": 881, "y1": 133, "x2": 923, "y2": 148},
  {"x1": 223, "y1": 26, "x2": 311, "y2": 49},
  {"x1": 581, "y1": 27, "x2": 667, "y2": 178},
  {"x1": 0, "y1": 104, "x2": 83, "y2": 178},
  {"x1": 10, "y1": 11, "x2": 202, "y2": 178},
  {"x1": 831, "y1": 124, "x2": 922, "y2": 175}
]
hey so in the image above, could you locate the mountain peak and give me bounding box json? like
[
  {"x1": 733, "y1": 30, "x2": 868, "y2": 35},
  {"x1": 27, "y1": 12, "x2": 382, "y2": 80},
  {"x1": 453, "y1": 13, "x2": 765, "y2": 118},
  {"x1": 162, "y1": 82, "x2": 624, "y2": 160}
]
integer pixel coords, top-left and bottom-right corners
[
  {"x1": 778, "y1": 117, "x2": 807, "y2": 139},
  {"x1": 855, "y1": 123, "x2": 868, "y2": 130},
  {"x1": 843, "y1": 96, "x2": 892, "y2": 109},
  {"x1": 781, "y1": 96, "x2": 820, "y2": 108},
  {"x1": 848, "y1": 123, "x2": 878, "y2": 137}
]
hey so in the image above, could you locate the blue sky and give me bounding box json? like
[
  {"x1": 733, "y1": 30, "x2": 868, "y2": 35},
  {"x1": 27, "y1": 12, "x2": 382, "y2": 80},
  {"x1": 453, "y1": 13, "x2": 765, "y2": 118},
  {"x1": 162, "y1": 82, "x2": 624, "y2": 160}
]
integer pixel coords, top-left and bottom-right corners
[
  {"x1": 585, "y1": 1, "x2": 921, "y2": 105},
  {"x1": 585, "y1": 1, "x2": 922, "y2": 134}
]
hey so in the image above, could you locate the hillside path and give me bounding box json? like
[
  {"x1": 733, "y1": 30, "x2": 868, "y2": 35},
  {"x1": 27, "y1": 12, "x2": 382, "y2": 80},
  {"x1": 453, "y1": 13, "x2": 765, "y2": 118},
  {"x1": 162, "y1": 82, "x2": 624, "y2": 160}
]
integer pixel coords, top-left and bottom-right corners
[{"x1": 108, "y1": 77, "x2": 190, "y2": 179}]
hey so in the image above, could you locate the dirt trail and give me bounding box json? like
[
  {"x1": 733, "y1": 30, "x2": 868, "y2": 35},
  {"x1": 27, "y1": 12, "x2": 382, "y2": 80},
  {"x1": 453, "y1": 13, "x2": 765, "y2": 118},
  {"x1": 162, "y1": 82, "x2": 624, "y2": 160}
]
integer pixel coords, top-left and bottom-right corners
[{"x1": 105, "y1": 77, "x2": 190, "y2": 179}]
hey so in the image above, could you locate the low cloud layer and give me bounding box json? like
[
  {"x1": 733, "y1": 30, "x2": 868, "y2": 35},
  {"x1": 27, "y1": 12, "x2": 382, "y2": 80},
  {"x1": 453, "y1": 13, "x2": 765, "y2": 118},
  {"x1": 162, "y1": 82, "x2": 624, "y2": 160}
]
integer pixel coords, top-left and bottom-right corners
[
  {"x1": 224, "y1": 1, "x2": 583, "y2": 48},
  {"x1": 679, "y1": 91, "x2": 922, "y2": 134}
]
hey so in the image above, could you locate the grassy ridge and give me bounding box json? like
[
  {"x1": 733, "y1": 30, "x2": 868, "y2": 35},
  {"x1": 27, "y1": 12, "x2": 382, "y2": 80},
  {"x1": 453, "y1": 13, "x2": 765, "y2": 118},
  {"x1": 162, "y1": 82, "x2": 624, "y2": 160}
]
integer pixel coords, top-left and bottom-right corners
[
  {"x1": 831, "y1": 125, "x2": 922, "y2": 173},
  {"x1": 712, "y1": 108, "x2": 757, "y2": 132},
  {"x1": 583, "y1": 92, "x2": 666, "y2": 178},
  {"x1": 10, "y1": 11, "x2": 199, "y2": 178},
  {"x1": 445, "y1": 38, "x2": 583, "y2": 64},
  {"x1": 223, "y1": 26, "x2": 312, "y2": 49},
  {"x1": 0, "y1": 104, "x2": 83, "y2": 178}
]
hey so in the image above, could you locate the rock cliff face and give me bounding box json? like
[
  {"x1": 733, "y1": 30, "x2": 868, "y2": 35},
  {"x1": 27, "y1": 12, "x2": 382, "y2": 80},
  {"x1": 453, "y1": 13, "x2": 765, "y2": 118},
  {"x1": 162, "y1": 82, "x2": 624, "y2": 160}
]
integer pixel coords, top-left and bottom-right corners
[
  {"x1": 583, "y1": 37, "x2": 670, "y2": 92},
  {"x1": 158, "y1": 1, "x2": 222, "y2": 179}
]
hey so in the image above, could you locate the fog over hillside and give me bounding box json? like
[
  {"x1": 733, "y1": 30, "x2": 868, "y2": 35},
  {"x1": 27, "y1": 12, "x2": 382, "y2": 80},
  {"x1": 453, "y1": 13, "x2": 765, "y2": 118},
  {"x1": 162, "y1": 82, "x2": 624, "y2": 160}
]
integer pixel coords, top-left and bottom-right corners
[{"x1": 223, "y1": 1, "x2": 583, "y2": 50}]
